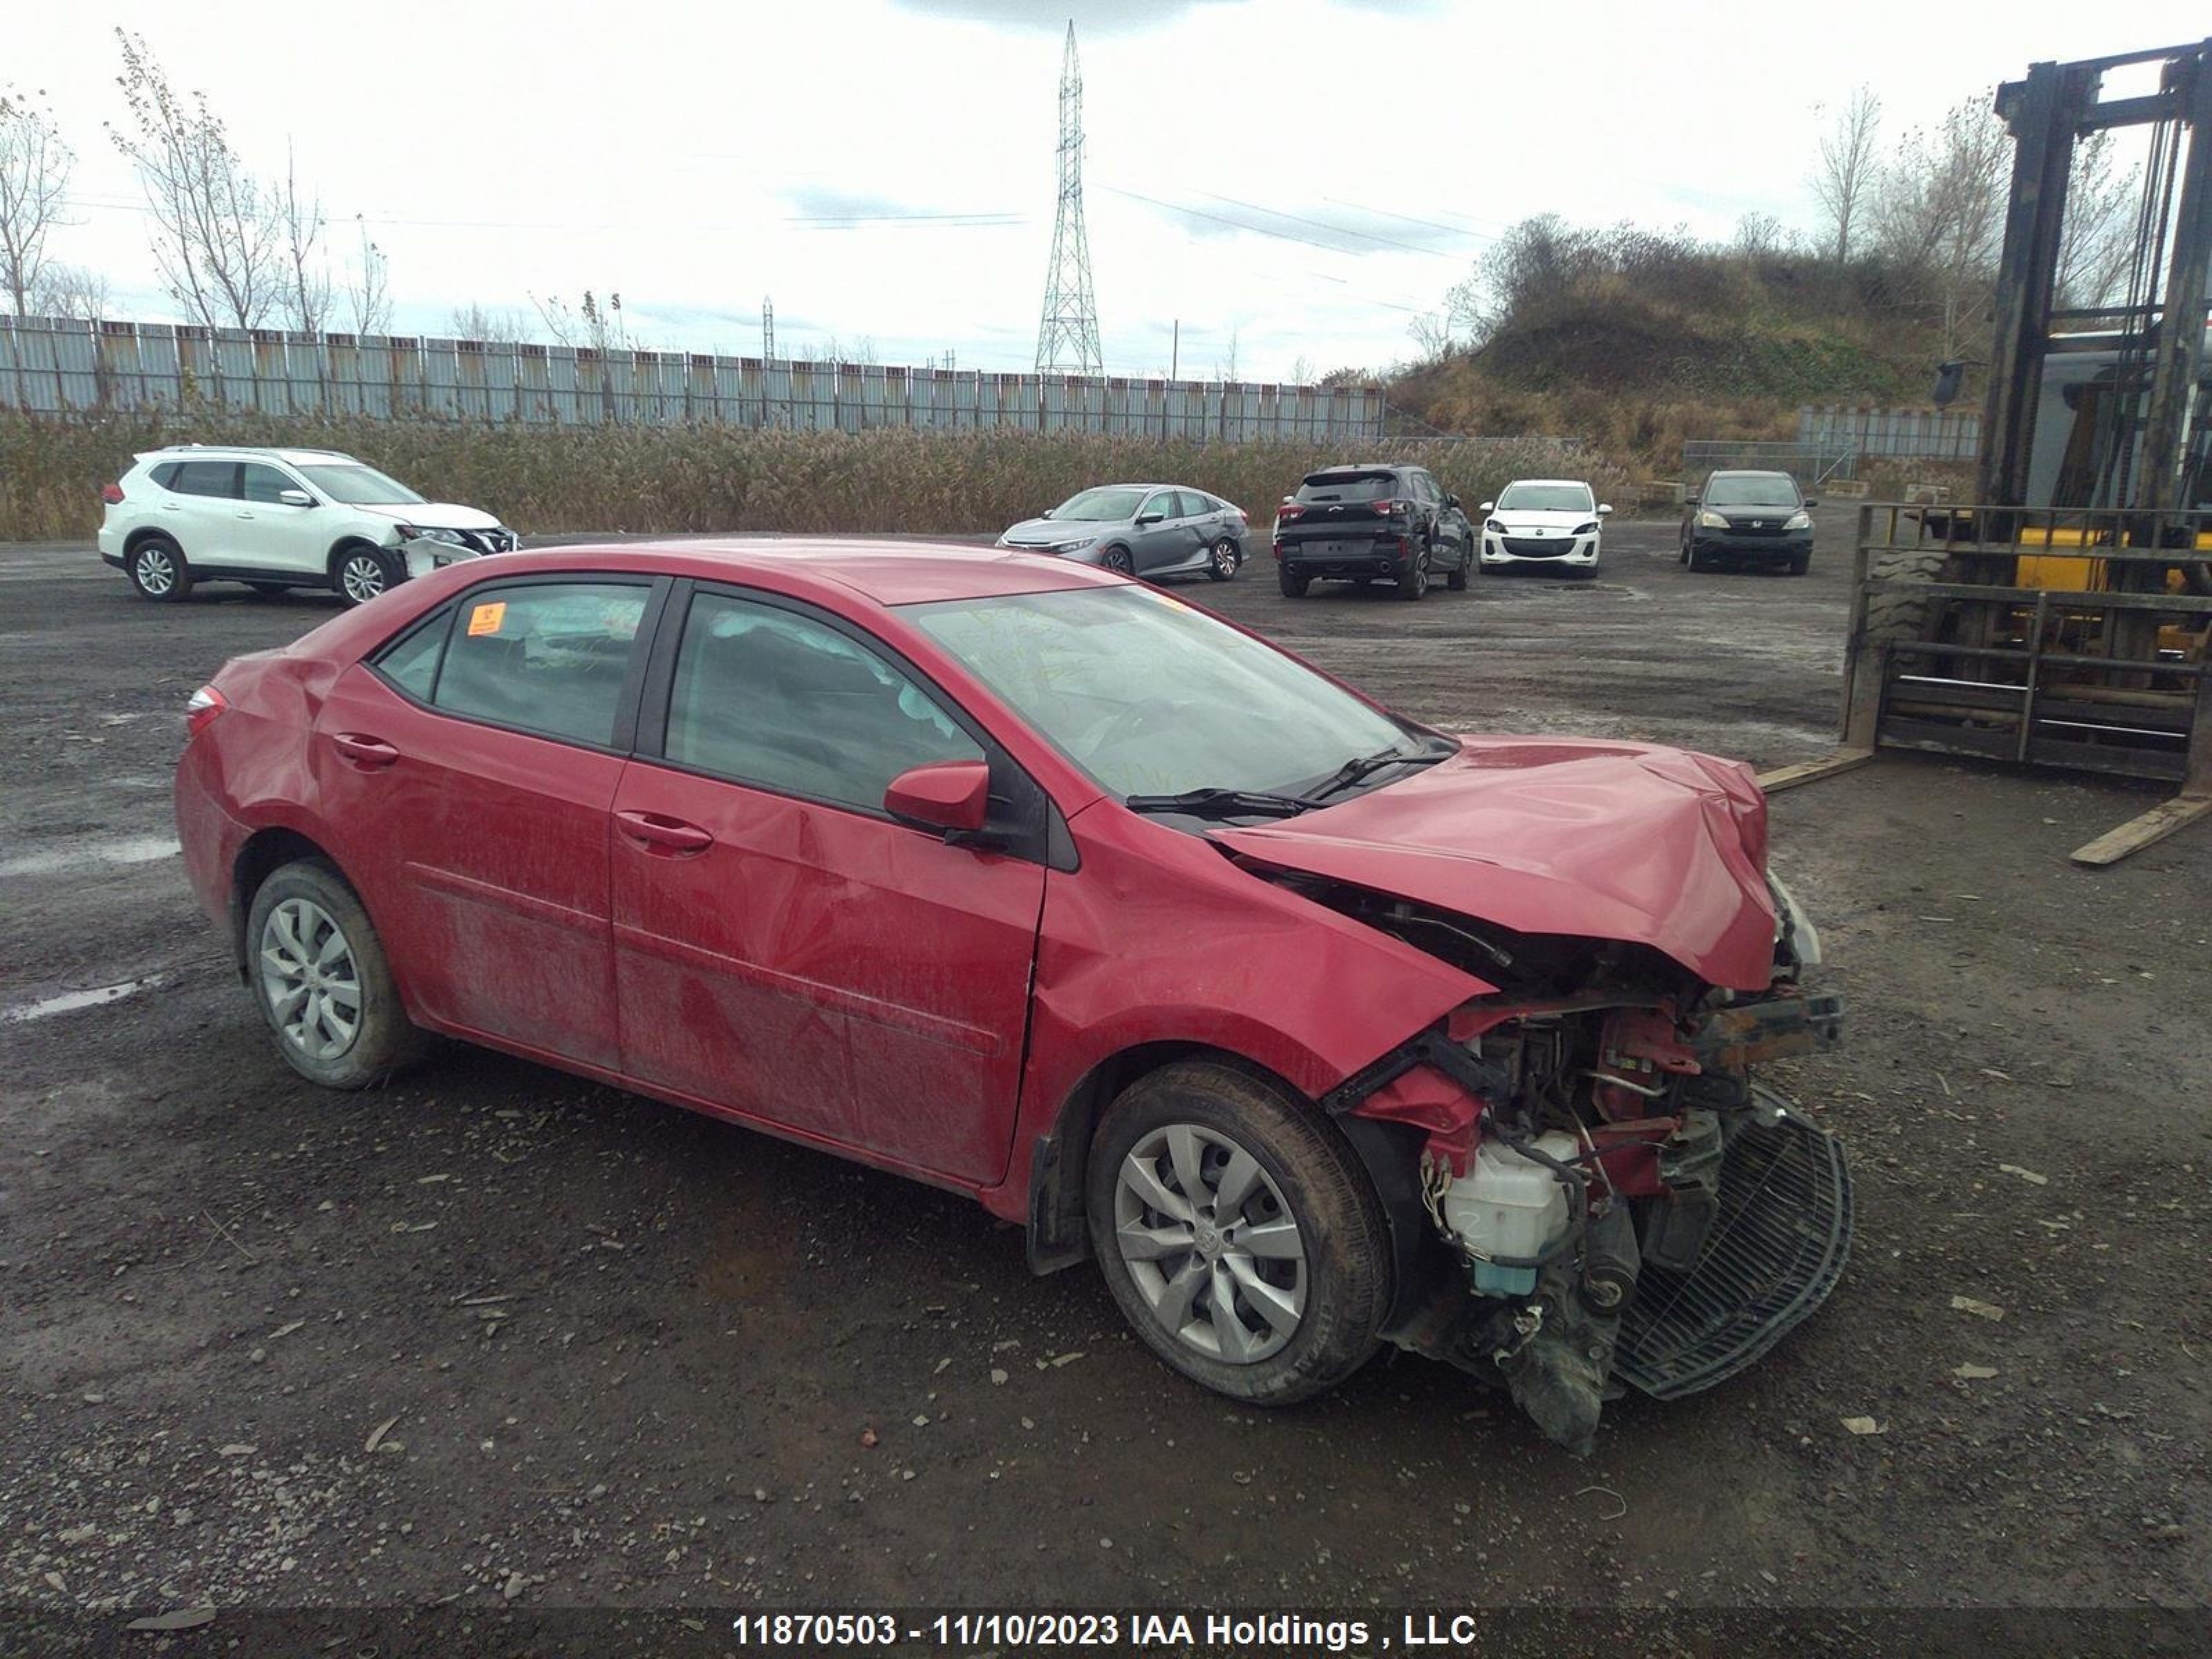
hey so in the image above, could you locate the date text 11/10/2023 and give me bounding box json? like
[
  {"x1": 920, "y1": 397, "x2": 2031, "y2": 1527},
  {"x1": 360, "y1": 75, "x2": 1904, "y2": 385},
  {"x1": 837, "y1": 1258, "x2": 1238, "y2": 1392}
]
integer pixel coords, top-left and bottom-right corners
[{"x1": 729, "y1": 1611, "x2": 1501, "y2": 1650}]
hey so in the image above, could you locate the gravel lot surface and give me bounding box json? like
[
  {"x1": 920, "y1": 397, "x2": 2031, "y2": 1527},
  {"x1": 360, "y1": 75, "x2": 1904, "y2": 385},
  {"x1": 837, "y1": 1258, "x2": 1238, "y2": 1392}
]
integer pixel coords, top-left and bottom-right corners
[{"x1": 2, "y1": 520, "x2": 2207, "y2": 1653}]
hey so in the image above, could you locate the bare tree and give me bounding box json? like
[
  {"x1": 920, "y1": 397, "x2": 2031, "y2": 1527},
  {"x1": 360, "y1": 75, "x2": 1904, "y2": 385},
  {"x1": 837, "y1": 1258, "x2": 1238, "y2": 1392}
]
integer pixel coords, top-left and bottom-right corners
[
  {"x1": 30, "y1": 261, "x2": 108, "y2": 320},
  {"x1": 1734, "y1": 211, "x2": 1787, "y2": 258},
  {"x1": 2055, "y1": 130, "x2": 2142, "y2": 315},
  {"x1": 0, "y1": 84, "x2": 74, "y2": 316},
  {"x1": 1288, "y1": 353, "x2": 1315, "y2": 386},
  {"x1": 277, "y1": 142, "x2": 330, "y2": 330},
  {"x1": 1871, "y1": 94, "x2": 2011, "y2": 355},
  {"x1": 1406, "y1": 310, "x2": 1452, "y2": 363},
  {"x1": 106, "y1": 31, "x2": 281, "y2": 328},
  {"x1": 344, "y1": 216, "x2": 391, "y2": 335},
  {"x1": 1215, "y1": 326, "x2": 1241, "y2": 382},
  {"x1": 448, "y1": 301, "x2": 528, "y2": 341},
  {"x1": 1810, "y1": 86, "x2": 1882, "y2": 265},
  {"x1": 532, "y1": 288, "x2": 635, "y2": 351}
]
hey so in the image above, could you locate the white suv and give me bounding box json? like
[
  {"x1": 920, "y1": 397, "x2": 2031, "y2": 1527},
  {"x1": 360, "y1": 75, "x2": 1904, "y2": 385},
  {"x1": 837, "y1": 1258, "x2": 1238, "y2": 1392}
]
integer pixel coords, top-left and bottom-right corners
[{"x1": 97, "y1": 446, "x2": 518, "y2": 606}]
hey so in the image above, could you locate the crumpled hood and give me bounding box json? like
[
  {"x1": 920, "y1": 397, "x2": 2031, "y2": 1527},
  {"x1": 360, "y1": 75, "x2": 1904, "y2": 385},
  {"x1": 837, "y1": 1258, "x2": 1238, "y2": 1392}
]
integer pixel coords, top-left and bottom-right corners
[
  {"x1": 1212, "y1": 736, "x2": 1778, "y2": 991},
  {"x1": 354, "y1": 502, "x2": 505, "y2": 532}
]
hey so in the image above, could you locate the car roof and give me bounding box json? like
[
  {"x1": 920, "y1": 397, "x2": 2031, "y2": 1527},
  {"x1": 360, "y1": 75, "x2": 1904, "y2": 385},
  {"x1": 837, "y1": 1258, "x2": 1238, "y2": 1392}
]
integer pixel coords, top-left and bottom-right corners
[
  {"x1": 1307, "y1": 462, "x2": 1412, "y2": 474},
  {"x1": 1501, "y1": 478, "x2": 1592, "y2": 489},
  {"x1": 1707, "y1": 469, "x2": 1796, "y2": 480},
  {"x1": 1071, "y1": 482, "x2": 1200, "y2": 493},
  {"x1": 468, "y1": 538, "x2": 1121, "y2": 607},
  {"x1": 138, "y1": 445, "x2": 360, "y2": 465}
]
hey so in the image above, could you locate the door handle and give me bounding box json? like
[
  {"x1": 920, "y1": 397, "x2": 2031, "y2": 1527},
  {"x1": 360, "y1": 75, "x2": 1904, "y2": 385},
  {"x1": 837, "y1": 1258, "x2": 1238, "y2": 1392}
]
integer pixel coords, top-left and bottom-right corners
[
  {"x1": 236, "y1": 511, "x2": 256, "y2": 520},
  {"x1": 330, "y1": 732, "x2": 400, "y2": 769},
  {"x1": 615, "y1": 810, "x2": 713, "y2": 854}
]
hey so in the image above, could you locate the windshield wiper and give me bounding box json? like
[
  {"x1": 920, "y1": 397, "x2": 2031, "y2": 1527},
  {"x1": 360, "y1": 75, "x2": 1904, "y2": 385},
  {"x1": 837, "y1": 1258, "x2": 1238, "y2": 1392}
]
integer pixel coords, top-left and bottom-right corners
[
  {"x1": 1123, "y1": 787, "x2": 1311, "y2": 820},
  {"x1": 1300, "y1": 741, "x2": 1445, "y2": 804}
]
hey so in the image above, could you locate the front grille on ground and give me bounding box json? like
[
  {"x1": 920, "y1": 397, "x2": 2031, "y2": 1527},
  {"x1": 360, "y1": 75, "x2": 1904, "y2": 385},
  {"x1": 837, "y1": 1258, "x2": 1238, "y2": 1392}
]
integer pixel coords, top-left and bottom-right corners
[
  {"x1": 1501, "y1": 536, "x2": 1572, "y2": 557},
  {"x1": 1615, "y1": 1100, "x2": 1853, "y2": 1400}
]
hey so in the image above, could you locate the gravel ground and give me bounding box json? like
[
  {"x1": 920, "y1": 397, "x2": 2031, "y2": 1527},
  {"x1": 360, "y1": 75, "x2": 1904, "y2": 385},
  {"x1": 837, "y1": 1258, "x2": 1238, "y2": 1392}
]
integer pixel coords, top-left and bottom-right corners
[{"x1": 1, "y1": 521, "x2": 2207, "y2": 1653}]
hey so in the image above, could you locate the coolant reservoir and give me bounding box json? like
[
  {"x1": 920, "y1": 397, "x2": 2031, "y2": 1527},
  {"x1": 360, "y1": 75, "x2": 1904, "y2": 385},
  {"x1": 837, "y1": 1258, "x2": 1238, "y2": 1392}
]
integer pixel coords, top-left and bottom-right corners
[{"x1": 1443, "y1": 1132, "x2": 1579, "y2": 1297}]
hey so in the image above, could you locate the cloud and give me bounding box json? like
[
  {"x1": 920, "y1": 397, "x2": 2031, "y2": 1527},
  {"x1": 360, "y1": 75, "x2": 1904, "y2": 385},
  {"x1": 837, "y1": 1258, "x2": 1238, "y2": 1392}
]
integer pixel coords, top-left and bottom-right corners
[
  {"x1": 1107, "y1": 185, "x2": 1479, "y2": 261},
  {"x1": 887, "y1": 0, "x2": 1240, "y2": 32}
]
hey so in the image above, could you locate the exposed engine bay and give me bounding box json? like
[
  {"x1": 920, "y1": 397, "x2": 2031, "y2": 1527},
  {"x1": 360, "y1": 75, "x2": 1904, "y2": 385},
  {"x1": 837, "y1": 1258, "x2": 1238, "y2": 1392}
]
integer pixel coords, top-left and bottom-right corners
[{"x1": 1264, "y1": 865, "x2": 1850, "y2": 1454}]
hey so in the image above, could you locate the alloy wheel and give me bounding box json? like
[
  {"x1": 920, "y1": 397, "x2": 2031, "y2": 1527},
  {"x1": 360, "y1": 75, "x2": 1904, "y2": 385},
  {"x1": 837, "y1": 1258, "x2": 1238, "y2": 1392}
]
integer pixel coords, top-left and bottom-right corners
[
  {"x1": 134, "y1": 546, "x2": 176, "y2": 595},
  {"x1": 1112, "y1": 1122, "x2": 1308, "y2": 1363},
  {"x1": 341, "y1": 554, "x2": 388, "y2": 604},
  {"x1": 259, "y1": 897, "x2": 363, "y2": 1062},
  {"x1": 1210, "y1": 539, "x2": 1237, "y2": 578},
  {"x1": 1103, "y1": 546, "x2": 1134, "y2": 575}
]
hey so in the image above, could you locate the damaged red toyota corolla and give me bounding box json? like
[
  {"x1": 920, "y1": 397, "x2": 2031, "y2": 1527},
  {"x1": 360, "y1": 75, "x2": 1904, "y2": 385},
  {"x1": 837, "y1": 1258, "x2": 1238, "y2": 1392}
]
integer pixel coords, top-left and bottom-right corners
[{"x1": 174, "y1": 542, "x2": 1848, "y2": 1453}]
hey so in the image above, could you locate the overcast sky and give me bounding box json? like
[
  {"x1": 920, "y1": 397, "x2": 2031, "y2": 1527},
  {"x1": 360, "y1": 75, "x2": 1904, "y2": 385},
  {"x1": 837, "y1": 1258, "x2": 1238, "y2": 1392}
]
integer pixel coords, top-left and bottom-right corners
[{"x1": 15, "y1": 0, "x2": 2204, "y2": 379}]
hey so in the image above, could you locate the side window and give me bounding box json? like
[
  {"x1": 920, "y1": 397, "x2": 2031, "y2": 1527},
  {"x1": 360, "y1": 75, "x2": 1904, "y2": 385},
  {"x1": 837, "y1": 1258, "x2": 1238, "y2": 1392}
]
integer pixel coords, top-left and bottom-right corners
[
  {"x1": 1177, "y1": 491, "x2": 1210, "y2": 518},
  {"x1": 241, "y1": 463, "x2": 298, "y2": 505},
  {"x1": 373, "y1": 610, "x2": 451, "y2": 702},
  {"x1": 431, "y1": 583, "x2": 649, "y2": 747},
  {"x1": 149, "y1": 462, "x2": 181, "y2": 491},
  {"x1": 171, "y1": 461, "x2": 241, "y2": 499},
  {"x1": 1141, "y1": 491, "x2": 1176, "y2": 522},
  {"x1": 663, "y1": 592, "x2": 983, "y2": 814}
]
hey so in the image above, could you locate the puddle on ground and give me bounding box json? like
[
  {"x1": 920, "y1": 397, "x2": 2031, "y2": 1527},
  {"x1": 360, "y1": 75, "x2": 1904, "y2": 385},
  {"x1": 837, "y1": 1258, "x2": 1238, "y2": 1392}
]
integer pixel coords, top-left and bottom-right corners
[
  {"x1": 3, "y1": 975, "x2": 166, "y2": 1024},
  {"x1": 0, "y1": 835, "x2": 180, "y2": 879}
]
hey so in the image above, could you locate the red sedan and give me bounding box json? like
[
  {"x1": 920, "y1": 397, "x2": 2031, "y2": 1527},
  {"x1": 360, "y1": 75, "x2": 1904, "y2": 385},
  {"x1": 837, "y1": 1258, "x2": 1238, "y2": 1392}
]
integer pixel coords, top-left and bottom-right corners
[{"x1": 175, "y1": 541, "x2": 1850, "y2": 1452}]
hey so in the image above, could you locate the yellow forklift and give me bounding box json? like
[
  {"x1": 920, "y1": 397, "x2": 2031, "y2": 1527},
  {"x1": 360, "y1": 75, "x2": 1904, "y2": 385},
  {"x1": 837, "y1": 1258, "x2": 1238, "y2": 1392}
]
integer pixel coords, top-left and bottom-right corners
[{"x1": 1780, "y1": 39, "x2": 2212, "y2": 865}]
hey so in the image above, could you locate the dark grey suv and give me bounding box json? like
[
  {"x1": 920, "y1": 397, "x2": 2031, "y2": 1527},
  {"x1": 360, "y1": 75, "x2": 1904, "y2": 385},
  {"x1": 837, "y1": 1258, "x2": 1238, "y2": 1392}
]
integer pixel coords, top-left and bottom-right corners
[
  {"x1": 1272, "y1": 464, "x2": 1475, "y2": 600},
  {"x1": 1680, "y1": 471, "x2": 1815, "y2": 574}
]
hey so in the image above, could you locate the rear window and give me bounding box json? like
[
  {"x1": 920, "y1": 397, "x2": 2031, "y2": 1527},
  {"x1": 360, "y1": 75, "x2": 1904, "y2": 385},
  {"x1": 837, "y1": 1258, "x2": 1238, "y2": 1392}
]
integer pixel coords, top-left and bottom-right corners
[{"x1": 1296, "y1": 471, "x2": 1399, "y2": 504}]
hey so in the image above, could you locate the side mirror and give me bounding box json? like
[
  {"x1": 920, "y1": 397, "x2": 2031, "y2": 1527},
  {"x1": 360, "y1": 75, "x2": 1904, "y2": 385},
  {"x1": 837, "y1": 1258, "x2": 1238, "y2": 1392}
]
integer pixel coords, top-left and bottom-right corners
[
  {"x1": 885, "y1": 758, "x2": 990, "y2": 837},
  {"x1": 1478, "y1": 500, "x2": 1494, "y2": 513},
  {"x1": 1683, "y1": 497, "x2": 1698, "y2": 508},
  {"x1": 1596, "y1": 503, "x2": 1613, "y2": 516},
  {"x1": 1134, "y1": 513, "x2": 1163, "y2": 527},
  {"x1": 278, "y1": 489, "x2": 315, "y2": 508},
  {"x1": 1445, "y1": 494, "x2": 1461, "y2": 509},
  {"x1": 1040, "y1": 508, "x2": 1054, "y2": 519},
  {"x1": 1803, "y1": 499, "x2": 1819, "y2": 509}
]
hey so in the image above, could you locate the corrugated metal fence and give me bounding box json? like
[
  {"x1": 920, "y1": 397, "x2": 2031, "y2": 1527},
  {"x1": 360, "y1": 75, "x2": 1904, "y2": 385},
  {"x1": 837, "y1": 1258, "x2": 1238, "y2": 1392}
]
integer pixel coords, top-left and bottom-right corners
[
  {"x1": 1797, "y1": 404, "x2": 1980, "y2": 460},
  {"x1": 0, "y1": 315, "x2": 1385, "y2": 442}
]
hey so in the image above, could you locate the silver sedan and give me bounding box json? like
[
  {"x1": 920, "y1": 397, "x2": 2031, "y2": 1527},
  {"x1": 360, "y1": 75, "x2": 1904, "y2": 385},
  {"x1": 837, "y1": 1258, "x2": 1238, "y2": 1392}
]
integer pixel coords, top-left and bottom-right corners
[{"x1": 995, "y1": 483, "x2": 1248, "y2": 581}]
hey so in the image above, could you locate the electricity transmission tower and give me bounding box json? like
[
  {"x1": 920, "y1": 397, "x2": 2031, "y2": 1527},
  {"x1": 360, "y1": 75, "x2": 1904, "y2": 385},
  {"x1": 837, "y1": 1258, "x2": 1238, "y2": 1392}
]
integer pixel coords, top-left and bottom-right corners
[{"x1": 1034, "y1": 21, "x2": 1103, "y2": 375}]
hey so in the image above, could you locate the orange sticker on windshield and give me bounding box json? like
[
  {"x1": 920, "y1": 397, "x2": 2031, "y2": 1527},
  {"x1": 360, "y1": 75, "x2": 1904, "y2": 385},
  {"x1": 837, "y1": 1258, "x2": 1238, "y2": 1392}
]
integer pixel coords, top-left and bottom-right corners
[{"x1": 467, "y1": 601, "x2": 507, "y2": 637}]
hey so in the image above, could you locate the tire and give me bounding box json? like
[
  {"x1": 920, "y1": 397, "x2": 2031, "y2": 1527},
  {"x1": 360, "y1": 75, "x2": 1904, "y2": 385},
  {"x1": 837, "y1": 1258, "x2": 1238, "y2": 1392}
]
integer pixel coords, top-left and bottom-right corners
[
  {"x1": 1206, "y1": 536, "x2": 1239, "y2": 582},
  {"x1": 1864, "y1": 544, "x2": 1947, "y2": 644},
  {"x1": 126, "y1": 534, "x2": 193, "y2": 603},
  {"x1": 246, "y1": 860, "x2": 426, "y2": 1089},
  {"x1": 1686, "y1": 541, "x2": 1712, "y2": 573},
  {"x1": 1277, "y1": 566, "x2": 1309, "y2": 598},
  {"x1": 1446, "y1": 563, "x2": 1469, "y2": 591},
  {"x1": 1678, "y1": 540, "x2": 1691, "y2": 565},
  {"x1": 1787, "y1": 553, "x2": 1810, "y2": 577},
  {"x1": 334, "y1": 545, "x2": 402, "y2": 607},
  {"x1": 1396, "y1": 545, "x2": 1430, "y2": 601},
  {"x1": 1087, "y1": 1060, "x2": 1389, "y2": 1405},
  {"x1": 1100, "y1": 544, "x2": 1135, "y2": 577}
]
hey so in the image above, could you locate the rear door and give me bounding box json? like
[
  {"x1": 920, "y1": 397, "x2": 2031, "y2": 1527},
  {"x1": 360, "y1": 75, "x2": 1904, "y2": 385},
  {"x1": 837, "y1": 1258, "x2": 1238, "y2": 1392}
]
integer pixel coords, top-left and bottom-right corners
[
  {"x1": 163, "y1": 460, "x2": 245, "y2": 563},
  {"x1": 609, "y1": 583, "x2": 1047, "y2": 1184},
  {"x1": 309, "y1": 575, "x2": 664, "y2": 1070}
]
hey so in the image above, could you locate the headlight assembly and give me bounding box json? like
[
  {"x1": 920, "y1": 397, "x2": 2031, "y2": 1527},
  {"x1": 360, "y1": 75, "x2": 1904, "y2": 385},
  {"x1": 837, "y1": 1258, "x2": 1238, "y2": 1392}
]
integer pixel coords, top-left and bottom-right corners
[
  {"x1": 396, "y1": 524, "x2": 467, "y2": 547},
  {"x1": 1768, "y1": 874, "x2": 1824, "y2": 969},
  {"x1": 1785, "y1": 509, "x2": 1812, "y2": 530},
  {"x1": 1698, "y1": 510, "x2": 1729, "y2": 529}
]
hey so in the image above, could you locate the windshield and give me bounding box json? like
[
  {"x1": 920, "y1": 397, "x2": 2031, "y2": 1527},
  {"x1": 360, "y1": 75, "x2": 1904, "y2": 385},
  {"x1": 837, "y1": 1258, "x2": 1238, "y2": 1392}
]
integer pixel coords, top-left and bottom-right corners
[
  {"x1": 1051, "y1": 487, "x2": 1147, "y2": 522},
  {"x1": 909, "y1": 585, "x2": 1417, "y2": 799},
  {"x1": 294, "y1": 463, "x2": 426, "y2": 505},
  {"x1": 1497, "y1": 482, "x2": 1593, "y2": 513},
  {"x1": 1296, "y1": 471, "x2": 1398, "y2": 503},
  {"x1": 1704, "y1": 475, "x2": 1800, "y2": 507}
]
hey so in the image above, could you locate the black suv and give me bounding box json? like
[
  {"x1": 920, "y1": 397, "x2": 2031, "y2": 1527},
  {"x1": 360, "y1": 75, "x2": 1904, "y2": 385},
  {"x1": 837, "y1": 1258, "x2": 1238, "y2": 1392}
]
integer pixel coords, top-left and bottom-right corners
[
  {"x1": 1273, "y1": 464, "x2": 1474, "y2": 600},
  {"x1": 1680, "y1": 471, "x2": 1816, "y2": 574}
]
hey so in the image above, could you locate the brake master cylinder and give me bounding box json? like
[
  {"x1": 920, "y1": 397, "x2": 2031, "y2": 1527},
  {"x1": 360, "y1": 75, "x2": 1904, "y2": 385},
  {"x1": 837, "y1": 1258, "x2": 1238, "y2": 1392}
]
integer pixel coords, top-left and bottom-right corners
[{"x1": 1442, "y1": 1131, "x2": 1578, "y2": 1295}]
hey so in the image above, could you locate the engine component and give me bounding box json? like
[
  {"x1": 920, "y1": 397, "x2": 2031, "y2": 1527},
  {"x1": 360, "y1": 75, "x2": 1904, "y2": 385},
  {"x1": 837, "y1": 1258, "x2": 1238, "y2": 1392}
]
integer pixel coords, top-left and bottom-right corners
[
  {"x1": 1499, "y1": 1202, "x2": 1637, "y2": 1456},
  {"x1": 1638, "y1": 1108, "x2": 1724, "y2": 1273},
  {"x1": 1438, "y1": 1130, "x2": 1579, "y2": 1296}
]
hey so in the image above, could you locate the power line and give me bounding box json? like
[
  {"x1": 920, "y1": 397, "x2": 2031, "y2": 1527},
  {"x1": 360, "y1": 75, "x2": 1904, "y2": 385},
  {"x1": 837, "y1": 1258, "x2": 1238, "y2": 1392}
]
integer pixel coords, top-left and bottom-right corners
[{"x1": 1190, "y1": 190, "x2": 1462, "y2": 259}]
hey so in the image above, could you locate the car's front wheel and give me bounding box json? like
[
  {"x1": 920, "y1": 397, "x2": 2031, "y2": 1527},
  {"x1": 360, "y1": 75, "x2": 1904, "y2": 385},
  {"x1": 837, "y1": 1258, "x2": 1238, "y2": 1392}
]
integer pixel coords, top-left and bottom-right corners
[
  {"x1": 1099, "y1": 544, "x2": 1135, "y2": 577},
  {"x1": 1087, "y1": 1060, "x2": 1389, "y2": 1405},
  {"x1": 335, "y1": 545, "x2": 402, "y2": 606},
  {"x1": 127, "y1": 535, "x2": 193, "y2": 603},
  {"x1": 1206, "y1": 537, "x2": 1239, "y2": 581},
  {"x1": 247, "y1": 860, "x2": 424, "y2": 1089}
]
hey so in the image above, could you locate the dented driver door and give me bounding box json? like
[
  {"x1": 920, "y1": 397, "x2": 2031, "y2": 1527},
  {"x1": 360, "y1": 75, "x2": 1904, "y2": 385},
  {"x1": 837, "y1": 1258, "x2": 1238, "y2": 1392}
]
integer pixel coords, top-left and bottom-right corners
[{"x1": 609, "y1": 584, "x2": 1046, "y2": 1186}]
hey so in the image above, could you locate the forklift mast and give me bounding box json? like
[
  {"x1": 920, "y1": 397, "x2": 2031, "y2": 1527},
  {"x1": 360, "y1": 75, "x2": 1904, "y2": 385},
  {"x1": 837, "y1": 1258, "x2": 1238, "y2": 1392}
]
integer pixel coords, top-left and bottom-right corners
[{"x1": 1978, "y1": 40, "x2": 2212, "y2": 514}]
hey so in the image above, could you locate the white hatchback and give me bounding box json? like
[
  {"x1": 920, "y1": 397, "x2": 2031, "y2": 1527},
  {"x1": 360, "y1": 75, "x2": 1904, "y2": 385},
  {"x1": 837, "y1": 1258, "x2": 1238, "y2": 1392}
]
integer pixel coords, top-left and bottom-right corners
[
  {"x1": 97, "y1": 446, "x2": 518, "y2": 606},
  {"x1": 1477, "y1": 479, "x2": 1611, "y2": 577}
]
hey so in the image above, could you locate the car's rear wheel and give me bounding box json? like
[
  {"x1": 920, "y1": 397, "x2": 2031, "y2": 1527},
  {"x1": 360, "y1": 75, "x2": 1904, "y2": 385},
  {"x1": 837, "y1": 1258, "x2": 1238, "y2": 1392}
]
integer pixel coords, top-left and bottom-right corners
[
  {"x1": 1100, "y1": 545, "x2": 1135, "y2": 577},
  {"x1": 127, "y1": 535, "x2": 192, "y2": 603},
  {"x1": 335, "y1": 545, "x2": 401, "y2": 606},
  {"x1": 247, "y1": 861, "x2": 424, "y2": 1089},
  {"x1": 1087, "y1": 1060, "x2": 1389, "y2": 1405},
  {"x1": 1446, "y1": 561, "x2": 1470, "y2": 590},
  {"x1": 1277, "y1": 567, "x2": 1309, "y2": 598},
  {"x1": 1397, "y1": 545, "x2": 1430, "y2": 601},
  {"x1": 1206, "y1": 537, "x2": 1239, "y2": 582}
]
